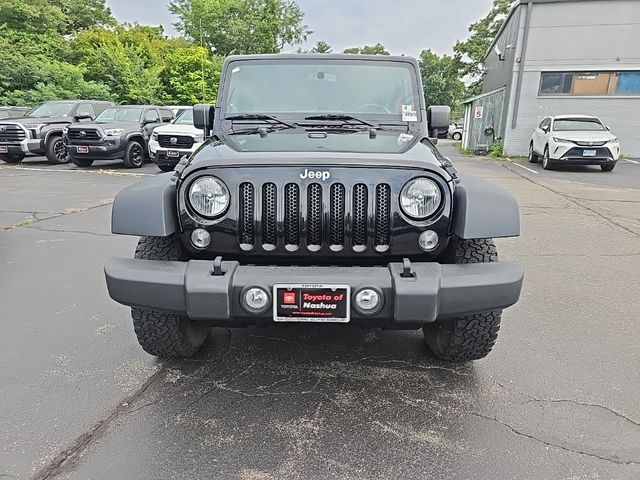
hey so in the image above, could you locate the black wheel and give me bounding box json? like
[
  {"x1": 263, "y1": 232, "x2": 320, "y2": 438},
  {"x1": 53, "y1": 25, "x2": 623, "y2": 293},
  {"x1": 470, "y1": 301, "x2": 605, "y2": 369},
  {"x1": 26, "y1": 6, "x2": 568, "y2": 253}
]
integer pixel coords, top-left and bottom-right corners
[
  {"x1": 46, "y1": 136, "x2": 69, "y2": 164},
  {"x1": 423, "y1": 238, "x2": 502, "y2": 362},
  {"x1": 452, "y1": 132, "x2": 462, "y2": 141},
  {"x1": 72, "y1": 157, "x2": 94, "y2": 168},
  {"x1": 601, "y1": 164, "x2": 616, "y2": 172},
  {"x1": 131, "y1": 234, "x2": 211, "y2": 357},
  {"x1": 528, "y1": 143, "x2": 539, "y2": 163},
  {"x1": 157, "y1": 164, "x2": 175, "y2": 172},
  {"x1": 123, "y1": 140, "x2": 145, "y2": 168},
  {"x1": 542, "y1": 146, "x2": 554, "y2": 170},
  {"x1": 0, "y1": 153, "x2": 24, "y2": 163}
]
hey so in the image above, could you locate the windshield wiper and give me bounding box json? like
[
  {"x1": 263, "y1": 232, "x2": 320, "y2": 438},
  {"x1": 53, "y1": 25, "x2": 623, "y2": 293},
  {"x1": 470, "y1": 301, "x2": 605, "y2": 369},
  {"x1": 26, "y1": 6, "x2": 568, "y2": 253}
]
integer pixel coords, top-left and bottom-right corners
[
  {"x1": 225, "y1": 114, "x2": 294, "y2": 129},
  {"x1": 225, "y1": 125, "x2": 292, "y2": 138},
  {"x1": 304, "y1": 114, "x2": 375, "y2": 127}
]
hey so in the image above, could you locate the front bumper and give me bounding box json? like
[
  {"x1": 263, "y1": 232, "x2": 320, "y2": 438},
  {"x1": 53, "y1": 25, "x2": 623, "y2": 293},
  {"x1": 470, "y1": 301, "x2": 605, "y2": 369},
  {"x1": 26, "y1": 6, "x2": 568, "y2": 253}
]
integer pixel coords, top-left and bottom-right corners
[
  {"x1": 0, "y1": 139, "x2": 44, "y2": 155},
  {"x1": 148, "y1": 139, "x2": 200, "y2": 165},
  {"x1": 105, "y1": 259, "x2": 524, "y2": 326},
  {"x1": 67, "y1": 139, "x2": 125, "y2": 160},
  {"x1": 550, "y1": 143, "x2": 620, "y2": 164}
]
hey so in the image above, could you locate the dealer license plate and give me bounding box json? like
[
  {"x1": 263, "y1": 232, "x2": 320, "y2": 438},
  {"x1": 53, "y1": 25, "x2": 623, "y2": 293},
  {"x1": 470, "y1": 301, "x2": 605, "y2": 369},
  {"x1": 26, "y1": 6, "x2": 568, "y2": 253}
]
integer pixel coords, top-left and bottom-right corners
[
  {"x1": 583, "y1": 149, "x2": 597, "y2": 157},
  {"x1": 0, "y1": 146, "x2": 8, "y2": 153},
  {"x1": 76, "y1": 146, "x2": 89, "y2": 154},
  {"x1": 273, "y1": 284, "x2": 350, "y2": 323},
  {"x1": 167, "y1": 150, "x2": 180, "y2": 158}
]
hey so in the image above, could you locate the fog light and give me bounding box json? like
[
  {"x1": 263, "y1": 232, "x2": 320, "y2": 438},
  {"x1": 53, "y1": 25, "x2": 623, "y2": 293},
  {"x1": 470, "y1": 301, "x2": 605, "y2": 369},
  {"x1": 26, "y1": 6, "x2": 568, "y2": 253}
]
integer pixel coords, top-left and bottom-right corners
[
  {"x1": 418, "y1": 230, "x2": 439, "y2": 252},
  {"x1": 354, "y1": 288, "x2": 383, "y2": 315},
  {"x1": 241, "y1": 287, "x2": 270, "y2": 314},
  {"x1": 191, "y1": 228, "x2": 211, "y2": 249}
]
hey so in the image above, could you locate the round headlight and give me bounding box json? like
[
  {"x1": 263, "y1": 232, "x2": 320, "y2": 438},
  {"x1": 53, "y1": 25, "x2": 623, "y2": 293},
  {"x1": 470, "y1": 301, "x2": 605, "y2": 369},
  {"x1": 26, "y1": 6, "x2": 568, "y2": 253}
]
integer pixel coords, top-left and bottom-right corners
[
  {"x1": 189, "y1": 176, "x2": 230, "y2": 219},
  {"x1": 400, "y1": 178, "x2": 442, "y2": 220}
]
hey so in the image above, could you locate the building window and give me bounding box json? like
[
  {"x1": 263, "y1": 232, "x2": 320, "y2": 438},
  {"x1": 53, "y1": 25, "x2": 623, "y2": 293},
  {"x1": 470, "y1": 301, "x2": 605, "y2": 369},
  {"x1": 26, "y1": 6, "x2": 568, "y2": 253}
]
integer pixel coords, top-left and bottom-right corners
[{"x1": 539, "y1": 71, "x2": 640, "y2": 96}]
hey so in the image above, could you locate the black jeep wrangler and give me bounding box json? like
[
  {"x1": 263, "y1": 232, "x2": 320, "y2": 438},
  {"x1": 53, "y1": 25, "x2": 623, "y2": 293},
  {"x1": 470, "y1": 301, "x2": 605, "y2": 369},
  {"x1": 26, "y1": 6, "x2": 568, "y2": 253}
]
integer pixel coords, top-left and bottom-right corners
[
  {"x1": 105, "y1": 55, "x2": 523, "y2": 362},
  {"x1": 65, "y1": 105, "x2": 173, "y2": 168},
  {"x1": 0, "y1": 100, "x2": 113, "y2": 164}
]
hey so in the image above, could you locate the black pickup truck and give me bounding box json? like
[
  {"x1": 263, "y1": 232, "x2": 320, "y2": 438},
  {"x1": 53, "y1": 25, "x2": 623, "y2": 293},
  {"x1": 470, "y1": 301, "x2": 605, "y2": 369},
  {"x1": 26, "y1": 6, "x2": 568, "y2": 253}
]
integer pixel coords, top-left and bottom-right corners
[
  {"x1": 65, "y1": 105, "x2": 173, "y2": 168},
  {"x1": 0, "y1": 100, "x2": 113, "y2": 164},
  {"x1": 104, "y1": 54, "x2": 524, "y2": 362}
]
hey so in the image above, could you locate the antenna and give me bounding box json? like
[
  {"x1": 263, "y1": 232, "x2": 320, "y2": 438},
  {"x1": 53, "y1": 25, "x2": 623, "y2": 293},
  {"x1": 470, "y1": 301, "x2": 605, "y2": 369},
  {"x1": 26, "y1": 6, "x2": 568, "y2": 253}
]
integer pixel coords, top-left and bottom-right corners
[{"x1": 200, "y1": 18, "x2": 205, "y2": 102}]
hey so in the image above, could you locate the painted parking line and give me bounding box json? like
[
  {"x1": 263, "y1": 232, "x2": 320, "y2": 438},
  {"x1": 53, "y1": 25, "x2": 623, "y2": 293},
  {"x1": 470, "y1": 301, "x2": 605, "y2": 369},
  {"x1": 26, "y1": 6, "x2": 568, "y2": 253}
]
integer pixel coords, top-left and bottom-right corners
[
  {"x1": 505, "y1": 159, "x2": 539, "y2": 174},
  {"x1": 0, "y1": 166, "x2": 155, "y2": 177},
  {"x1": 623, "y1": 158, "x2": 639, "y2": 164}
]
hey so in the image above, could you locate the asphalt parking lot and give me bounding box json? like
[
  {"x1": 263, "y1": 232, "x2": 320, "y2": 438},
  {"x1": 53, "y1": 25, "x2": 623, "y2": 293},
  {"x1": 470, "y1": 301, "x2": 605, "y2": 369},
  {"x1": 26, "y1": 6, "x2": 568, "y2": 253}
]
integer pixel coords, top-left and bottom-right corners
[{"x1": 1, "y1": 144, "x2": 639, "y2": 480}]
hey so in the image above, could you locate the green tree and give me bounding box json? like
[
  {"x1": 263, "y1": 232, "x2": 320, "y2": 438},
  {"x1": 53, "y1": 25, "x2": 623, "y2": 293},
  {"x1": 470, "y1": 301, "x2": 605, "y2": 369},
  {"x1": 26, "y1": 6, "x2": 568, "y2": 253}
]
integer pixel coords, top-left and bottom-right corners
[
  {"x1": 454, "y1": 0, "x2": 512, "y2": 94},
  {"x1": 159, "y1": 40, "x2": 224, "y2": 104},
  {"x1": 309, "y1": 40, "x2": 332, "y2": 53},
  {"x1": 343, "y1": 43, "x2": 389, "y2": 55},
  {"x1": 52, "y1": 0, "x2": 116, "y2": 32},
  {"x1": 0, "y1": 0, "x2": 67, "y2": 34},
  {"x1": 419, "y1": 49, "x2": 465, "y2": 109},
  {"x1": 169, "y1": 0, "x2": 311, "y2": 56}
]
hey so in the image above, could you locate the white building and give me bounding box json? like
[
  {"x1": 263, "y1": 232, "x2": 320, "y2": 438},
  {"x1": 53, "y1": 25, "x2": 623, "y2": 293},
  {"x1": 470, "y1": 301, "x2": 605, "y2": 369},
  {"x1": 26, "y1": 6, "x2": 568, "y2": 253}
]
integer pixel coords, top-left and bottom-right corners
[{"x1": 463, "y1": 0, "x2": 640, "y2": 157}]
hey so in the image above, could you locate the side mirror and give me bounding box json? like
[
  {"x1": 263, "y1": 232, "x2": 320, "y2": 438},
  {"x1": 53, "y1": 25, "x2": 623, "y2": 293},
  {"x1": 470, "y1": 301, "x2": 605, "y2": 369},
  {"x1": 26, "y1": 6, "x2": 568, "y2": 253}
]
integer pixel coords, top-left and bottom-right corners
[
  {"x1": 606, "y1": 125, "x2": 611, "y2": 131},
  {"x1": 144, "y1": 118, "x2": 159, "y2": 126},
  {"x1": 74, "y1": 114, "x2": 93, "y2": 121},
  {"x1": 194, "y1": 104, "x2": 215, "y2": 137},
  {"x1": 427, "y1": 106, "x2": 451, "y2": 131}
]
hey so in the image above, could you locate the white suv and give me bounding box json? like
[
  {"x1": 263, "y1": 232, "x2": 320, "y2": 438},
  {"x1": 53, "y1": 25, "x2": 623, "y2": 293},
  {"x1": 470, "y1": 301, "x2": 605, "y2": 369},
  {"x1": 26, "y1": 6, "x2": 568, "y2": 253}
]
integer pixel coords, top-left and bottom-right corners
[
  {"x1": 149, "y1": 108, "x2": 205, "y2": 172},
  {"x1": 529, "y1": 115, "x2": 620, "y2": 172}
]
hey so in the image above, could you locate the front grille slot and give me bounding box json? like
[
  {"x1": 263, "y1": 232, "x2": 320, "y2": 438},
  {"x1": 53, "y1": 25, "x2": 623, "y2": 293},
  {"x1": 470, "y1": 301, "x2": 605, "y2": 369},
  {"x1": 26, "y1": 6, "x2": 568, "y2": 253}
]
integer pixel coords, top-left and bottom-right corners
[
  {"x1": 67, "y1": 128, "x2": 101, "y2": 141},
  {"x1": 307, "y1": 184, "x2": 322, "y2": 247},
  {"x1": 375, "y1": 184, "x2": 391, "y2": 247},
  {"x1": 262, "y1": 183, "x2": 277, "y2": 246},
  {"x1": 239, "y1": 183, "x2": 254, "y2": 245},
  {"x1": 284, "y1": 184, "x2": 300, "y2": 247},
  {"x1": 330, "y1": 184, "x2": 345, "y2": 247},
  {"x1": 0, "y1": 124, "x2": 26, "y2": 142},
  {"x1": 352, "y1": 184, "x2": 368, "y2": 248},
  {"x1": 158, "y1": 135, "x2": 195, "y2": 149}
]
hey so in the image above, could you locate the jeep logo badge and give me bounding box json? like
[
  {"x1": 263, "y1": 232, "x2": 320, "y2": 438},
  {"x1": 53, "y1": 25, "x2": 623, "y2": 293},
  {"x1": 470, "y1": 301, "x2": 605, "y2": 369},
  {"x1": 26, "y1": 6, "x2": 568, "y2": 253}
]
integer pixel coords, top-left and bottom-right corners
[
  {"x1": 300, "y1": 169, "x2": 331, "y2": 181},
  {"x1": 170, "y1": 137, "x2": 178, "y2": 145}
]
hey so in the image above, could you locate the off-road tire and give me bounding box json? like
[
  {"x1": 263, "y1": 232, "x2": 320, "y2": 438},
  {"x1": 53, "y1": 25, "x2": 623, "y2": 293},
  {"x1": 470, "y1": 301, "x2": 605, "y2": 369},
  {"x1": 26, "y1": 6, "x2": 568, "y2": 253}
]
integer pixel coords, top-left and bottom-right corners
[
  {"x1": 528, "y1": 143, "x2": 539, "y2": 163},
  {"x1": 157, "y1": 164, "x2": 175, "y2": 172},
  {"x1": 46, "y1": 135, "x2": 69, "y2": 164},
  {"x1": 131, "y1": 234, "x2": 211, "y2": 357},
  {"x1": 601, "y1": 164, "x2": 615, "y2": 172},
  {"x1": 0, "y1": 153, "x2": 24, "y2": 163},
  {"x1": 123, "y1": 140, "x2": 145, "y2": 168},
  {"x1": 72, "y1": 157, "x2": 94, "y2": 168},
  {"x1": 423, "y1": 238, "x2": 502, "y2": 362}
]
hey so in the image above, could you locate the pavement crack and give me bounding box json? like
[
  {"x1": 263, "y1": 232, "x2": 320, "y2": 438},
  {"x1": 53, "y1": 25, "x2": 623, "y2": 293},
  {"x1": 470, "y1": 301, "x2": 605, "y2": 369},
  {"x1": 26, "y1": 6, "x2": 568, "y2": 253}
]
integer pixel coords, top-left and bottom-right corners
[
  {"x1": 25, "y1": 225, "x2": 112, "y2": 238},
  {"x1": 521, "y1": 398, "x2": 640, "y2": 427},
  {"x1": 1, "y1": 201, "x2": 112, "y2": 233},
  {"x1": 469, "y1": 412, "x2": 639, "y2": 466},
  {"x1": 30, "y1": 360, "x2": 176, "y2": 480}
]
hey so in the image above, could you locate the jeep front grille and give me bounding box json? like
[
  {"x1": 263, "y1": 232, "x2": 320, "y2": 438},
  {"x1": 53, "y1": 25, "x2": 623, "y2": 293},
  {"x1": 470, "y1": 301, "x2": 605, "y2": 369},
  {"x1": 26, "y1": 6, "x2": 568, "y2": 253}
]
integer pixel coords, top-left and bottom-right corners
[
  {"x1": 237, "y1": 181, "x2": 392, "y2": 252},
  {"x1": 67, "y1": 128, "x2": 101, "y2": 141},
  {"x1": 0, "y1": 124, "x2": 27, "y2": 142},
  {"x1": 158, "y1": 135, "x2": 195, "y2": 149}
]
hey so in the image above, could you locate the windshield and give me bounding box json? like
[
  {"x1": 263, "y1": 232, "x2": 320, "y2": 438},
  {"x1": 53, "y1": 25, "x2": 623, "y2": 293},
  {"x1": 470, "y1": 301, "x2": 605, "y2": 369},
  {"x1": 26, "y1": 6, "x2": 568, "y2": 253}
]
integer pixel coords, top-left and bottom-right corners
[
  {"x1": 173, "y1": 109, "x2": 194, "y2": 125},
  {"x1": 27, "y1": 102, "x2": 76, "y2": 118},
  {"x1": 224, "y1": 60, "x2": 419, "y2": 120},
  {"x1": 553, "y1": 118, "x2": 606, "y2": 131},
  {"x1": 95, "y1": 107, "x2": 144, "y2": 123}
]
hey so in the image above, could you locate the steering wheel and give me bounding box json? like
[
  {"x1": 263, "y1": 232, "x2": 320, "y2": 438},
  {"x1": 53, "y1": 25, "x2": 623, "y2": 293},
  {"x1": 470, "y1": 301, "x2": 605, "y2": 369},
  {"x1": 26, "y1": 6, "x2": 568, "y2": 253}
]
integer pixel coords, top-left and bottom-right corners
[{"x1": 353, "y1": 104, "x2": 391, "y2": 114}]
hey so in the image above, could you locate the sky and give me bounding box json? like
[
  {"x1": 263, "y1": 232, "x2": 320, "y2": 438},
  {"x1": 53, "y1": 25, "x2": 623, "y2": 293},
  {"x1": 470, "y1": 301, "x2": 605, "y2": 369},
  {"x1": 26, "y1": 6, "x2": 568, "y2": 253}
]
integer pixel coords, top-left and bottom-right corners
[{"x1": 106, "y1": 0, "x2": 494, "y2": 58}]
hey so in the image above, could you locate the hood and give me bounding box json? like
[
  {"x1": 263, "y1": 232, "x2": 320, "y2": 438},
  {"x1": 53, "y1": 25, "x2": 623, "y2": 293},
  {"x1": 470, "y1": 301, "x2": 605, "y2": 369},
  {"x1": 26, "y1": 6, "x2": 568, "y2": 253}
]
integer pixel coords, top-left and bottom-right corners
[
  {"x1": 67, "y1": 121, "x2": 139, "y2": 132},
  {"x1": 153, "y1": 123, "x2": 203, "y2": 136},
  {"x1": 182, "y1": 129, "x2": 451, "y2": 178},
  {"x1": 4, "y1": 116, "x2": 72, "y2": 125},
  {"x1": 552, "y1": 130, "x2": 617, "y2": 142}
]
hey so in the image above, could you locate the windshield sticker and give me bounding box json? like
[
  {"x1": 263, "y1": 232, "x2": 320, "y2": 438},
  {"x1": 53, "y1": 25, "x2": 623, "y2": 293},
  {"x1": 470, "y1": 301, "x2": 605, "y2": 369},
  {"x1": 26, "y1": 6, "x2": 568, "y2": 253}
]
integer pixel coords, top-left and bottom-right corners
[
  {"x1": 397, "y1": 133, "x2": 414, "y2": 145},
  {"x1": 402, "y1": 105, "x2": 418, "y2": 122},
  {"x1": 232, "y1": 67, "x2": 240, "y2": 74}
]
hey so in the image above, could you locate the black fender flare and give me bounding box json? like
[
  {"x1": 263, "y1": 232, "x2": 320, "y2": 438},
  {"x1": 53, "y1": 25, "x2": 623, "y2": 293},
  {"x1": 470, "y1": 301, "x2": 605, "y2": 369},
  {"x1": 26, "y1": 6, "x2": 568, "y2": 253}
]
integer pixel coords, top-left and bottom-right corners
[
  {"x1": 451, "y1": 174, "x2": 520, "y2": 239},
  {"x1": 112, "y1": 174, "x2": 179, "y2": 237},
  {"x1": 125, "y1": 132, "x2": 146, "y2": 146}
]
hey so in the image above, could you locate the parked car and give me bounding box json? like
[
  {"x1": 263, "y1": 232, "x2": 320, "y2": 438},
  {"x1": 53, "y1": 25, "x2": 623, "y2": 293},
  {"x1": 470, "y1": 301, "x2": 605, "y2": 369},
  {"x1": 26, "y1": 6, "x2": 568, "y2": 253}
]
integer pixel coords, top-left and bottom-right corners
[
  {"x1": 529, "y1": 115, "x2": 620, "y2": 171},
  {"x1": 164, "y1": 105, "x2": 192, "y2": 117},
  {"x1": 148, "y1": 108, "x2": 205, "y2": 172},
  {"x1": 0, "y1": 106, "x2": 30, "y2": 119},
  {"x1": 448, "y1": 122, "x2": 464, "y2": 141},
  {"x1": 65, "y1": 105, "x2": 174, "y2": 168},
  {"x1": 104, "y1": 54, "x2": 523, "y2": 362},
  {"x1": 0, "y1": 100, "x2": 113, "y2": 164}
]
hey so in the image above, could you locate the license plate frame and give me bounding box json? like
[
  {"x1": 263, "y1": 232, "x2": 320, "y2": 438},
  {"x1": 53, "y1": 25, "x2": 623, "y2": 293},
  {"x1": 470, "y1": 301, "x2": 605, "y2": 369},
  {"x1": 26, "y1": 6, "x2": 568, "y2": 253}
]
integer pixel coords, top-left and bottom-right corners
[
  {"x1": 167, "y1": 149, "x2": 180, "y2": 158},
  {"x1": 76, "y1": 146, "x2": 89, "y2": 154},
  {"x1": 583, "y1": 149, "x2": 597, "y2": 157},
  {"x1": 0, "y1": 146, "x2": 8, "y2": 153},
  {"x1": 273, "y1": 284, "x2": 351, "y2": 323}
]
